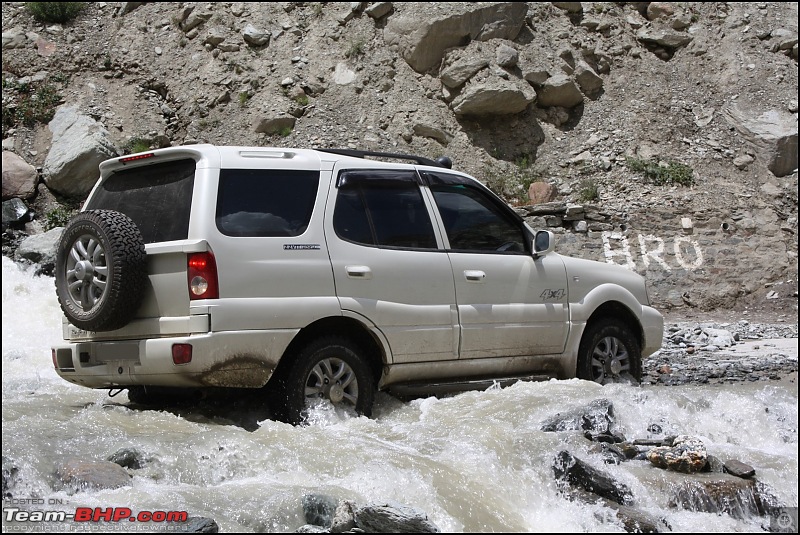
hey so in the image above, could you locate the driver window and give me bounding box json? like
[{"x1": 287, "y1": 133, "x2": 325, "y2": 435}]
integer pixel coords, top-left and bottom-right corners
[{"x1": 429, "y1": 182, "x2": 526, "y2": 253}]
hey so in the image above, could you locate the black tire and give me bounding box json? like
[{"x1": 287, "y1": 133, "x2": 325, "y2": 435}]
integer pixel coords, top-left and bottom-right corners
[
  {"x1": 577, "y1": 319, "x2": 642, "y2": 384},
  {"x1": 55, "y1": 210, "x2": 147, "y2": 332},
  {"x1": 279, "y1": 337, "x2": 375, "y2": 425}
]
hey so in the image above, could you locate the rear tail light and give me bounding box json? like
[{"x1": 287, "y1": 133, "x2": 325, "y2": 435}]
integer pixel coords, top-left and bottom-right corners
[
  {"x1": 172, "y1": 344, "x2": 193, "y2": 365},
  {"x1": 188, "y1": 251, "x2": 219, "y2": 300},
  {"x1": 119, "y1": 153, "x2": 154, "y2": 164}
]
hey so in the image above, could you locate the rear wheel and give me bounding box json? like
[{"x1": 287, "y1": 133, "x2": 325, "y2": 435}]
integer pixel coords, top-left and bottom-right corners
[
  {"x1": 280, "y1": 337, "x2": 375, "y2": 425},
  {"x1": 577, "y1": 319, "x2": 642, "y2": 384}
]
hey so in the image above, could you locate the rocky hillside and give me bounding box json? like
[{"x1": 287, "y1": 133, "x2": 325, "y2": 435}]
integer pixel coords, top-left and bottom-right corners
[{"x1": 2, "y1": 2, "x2": 798, "y2": 316}]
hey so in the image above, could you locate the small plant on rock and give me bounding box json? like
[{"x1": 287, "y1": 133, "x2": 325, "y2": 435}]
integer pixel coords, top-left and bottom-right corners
[
  {"x1": 26, "y1": 2, "x2": 86, "y2": 24},
  {"x1": 124, "y1": 137, "x2": 151, "y2": 154},
  {"x1": 44, "y1": 205, "x2": 77, "y2": 231},
  {"x1": 577, "y1": 179, "x2": 599, "y2": 202},
  {"x1": 625, "y1": 157, "x2": 695, "y2": 186}
]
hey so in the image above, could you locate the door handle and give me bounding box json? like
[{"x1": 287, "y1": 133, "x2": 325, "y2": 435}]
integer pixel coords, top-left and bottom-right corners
[
  {"x1": 346, "y1": 265, "x2": 372, "y2": 279},
  {"x1": 464, "y1": 270, "x2": 486, "y2": 282}
]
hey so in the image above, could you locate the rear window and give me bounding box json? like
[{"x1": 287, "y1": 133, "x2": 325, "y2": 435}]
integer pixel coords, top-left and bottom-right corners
[
  {"x1": 86, "y1": 158, "x2": 195, "y2": 244},
  {"x1": 215, "y1": 168, "x2": 320, "y2": 237}
]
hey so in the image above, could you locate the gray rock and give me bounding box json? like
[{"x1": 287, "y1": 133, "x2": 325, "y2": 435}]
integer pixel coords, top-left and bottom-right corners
[
  {"x1": 330, "y1": 500, "x2": 357, "y2": 533},
  {"x1": 2, "y1": 30, "x2": 28, "y2": 50},
  {"x1": 412, "y1": 123, "x2": 453, "y2": 145},
  {"x1": 2, "y1": 152, "x2": 37, "y2": 200},
  {"x1": 106, "y1": 448, "x2": 149, "y2": 470},
  {"x1": 15, "y1": 227, "x2": 63, "y2": 272},
  {"x1": 203, "y1": 28, "x2": 226, "y2": 47},
  {"x1": 303, "y1": 494, "x2": 338, "y2": 528},
  {"x1": 495, "y1": 43, "x2": 518, "y2": 68},
  {"x1": 365, "y1": 2, "x2": 393, "y2": 20},
  {"x1": 55, "y1": 459, "x2": 132, "y2": 492},
  {"x1": 353, "y1": 501, "x2": 440, "y2": 533},
  {"x1": 165, "y1": 517, "x2": 219, "y2": 533},
  {"x1": 451, "y1": 80, "x2": 535, "y2": 116},
  {"x1": 523, "y1": 68, "x2": 550, "y2": 86},
  {"x1": 181, "y1": 11, "x2": 212, "y2": 33},
  {"x1": 296, "y1": 525, "x2": 329, "y2": 533},
  {"x1": 724, "y1": 459, "x2": 756, "y2": 479},
  {"x1": 43, "y1": 107, "x2": 118, "y2": 198},
  {"x1": 384, "y1": 2, "x2": 528, "y2": 72},
  {"x1": 2, "y1": 456, "x2": 18, "y2": 497},
  {"x1": 243, "y1": 24, "x2": 270, "y2": 46},
  {"x1": 723, "y1": 103, "x2": 798, "y2": 177},
  {"x1": 553, "y1": 451, "x2": 633, "y2": 506},
  {"x1": 253, "y1": 115, "x2": 296, "y2": 135},
  {"x1": 541, "y1": 399, "x2": 615, "y2": 434},
  {"x1": 2, "y1": 198, "x2": 29, "y2": 229},
  {"x1": 535, "y1": 75, "x2": 584, "y2": 108},
  {"x1": 646, "y1": 2, "x2": 676, "y2": 21},
  {"x1": 733, "y1": 154, "x2": 755, "y2": 169},
  {"x1": 334, "y1": 63, "x2": 356, "y2": 85},
  {"x1": 551, "y1": 2, "x2": 583, "y2": 14},
  {"x1": 440, "y1": 57, "x2": 488, "y2": 88},
  {"x1": 636, "y1": 28, "x2": 693, "y2": 48},
  {"x1": 574, "y1": 61, "x2": 603, "y2": 95}
]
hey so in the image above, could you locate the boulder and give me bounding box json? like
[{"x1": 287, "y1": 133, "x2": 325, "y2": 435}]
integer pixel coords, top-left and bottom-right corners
[
  {"x1": 440, "y1": 57, "x2": 488, "y2": 88},
  {"x1": 668, "y1": 475, "x2": 782, "y2": 519},
  {"x1": 365, "y1": 2, "x2": 393, "y2": 20},
  {"x1": 43, "y1": 106, "x2": 118, "y2": 198},
  {"x1": 535, "y1": 75, "x2": 584, "y2": 108},
  {"x1": 353, "y1": 501, "x2": 440, "y2": 533},
  {"x1": 495, "y1": 43, "x2": 519, "y2": 68},
  {"x1": 551, "y1": 2, "x2": 583, "y2": 14},
  {"x1": 253, "y1": 115, "x2": 296, "y2": 135},
  {"x1": 574, "y1": 60, "x2": 603, "y2": 95},
  {"x1": 541, "y1": 399, "x2": 615, "y2": 434},
  {"x1": 636, "y1": 28, "x2": 693, "y2": 49},
  {"x1": 2, "y1": 152, "x2": 38, "y2": 200},
  {"x1": 553, "y1": 451, "x2": 634, "y2": 505},
  {"x1": 1, "y1": 199, "x2": 30, "y2": 230},
  {"x1": 528, "y1": 182, "x2": 558, "y2": 204},
  {"x1": 451, "y1": 80, "x2": 535, "y2": 116},
  {"x1": 330, "y1": 500, "x2": 357, "y2": 533},
  {"x1": 646, "y1": 2, "x2": 676, "y2": 20},
  {"x1": 413, "y1": 123, "x2": 453, "y2": 145},
  {"x1": 55, "y1": 459, "x2": 131, "y2": 492},
  {"x1": 242, "y1": 24, "x2": 270, "y2": 47},
  {"x1": 384, "y1": 2, "x2": 528, "y2": 72},
  {"x1": 106, "y1": 448, "x2": 150, "y2": 470},
  {"x1": 303, "y1": 494, "x2": 338, "y2": 528},
  {"x1": 647, "y1": 435, "x2": 707, "y2": 474},
  {"x1": 724, "y1": 459, "x2": 756, "y2": 479},
  {"x1": 723, "y1": 104, "x2": 798, "y2": 177},
  {"x1": 15, "y1": 227, "x2": 63, "y2": 273}
]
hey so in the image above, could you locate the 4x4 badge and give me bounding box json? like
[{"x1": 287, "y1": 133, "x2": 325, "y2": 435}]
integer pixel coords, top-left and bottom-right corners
[
  {"x1": 283, "y1": 244, "x2": 321, "y2": 250},
  {"x1": 540, "y1": 289, "x2": 566, "y2": 301}
]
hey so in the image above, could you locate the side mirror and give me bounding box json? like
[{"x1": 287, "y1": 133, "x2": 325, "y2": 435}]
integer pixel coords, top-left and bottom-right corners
[{"x1": 532, "y1": 230, "x2": 555, "y2": 258}]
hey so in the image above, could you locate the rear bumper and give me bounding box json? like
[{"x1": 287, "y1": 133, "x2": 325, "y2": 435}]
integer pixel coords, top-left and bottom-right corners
[{"x1": 52, "y1": 329, "x2": 298, "y2": 389}]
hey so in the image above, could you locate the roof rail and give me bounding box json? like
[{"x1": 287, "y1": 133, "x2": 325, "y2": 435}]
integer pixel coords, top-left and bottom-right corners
[{"x1": 316, "y1": 148, "x2": 452, "y2": 169}]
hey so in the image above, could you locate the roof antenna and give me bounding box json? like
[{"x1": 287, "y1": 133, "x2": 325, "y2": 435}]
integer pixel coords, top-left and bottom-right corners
[{"x1": 435, "y1": 156, "x2": 452, "y2": 169}]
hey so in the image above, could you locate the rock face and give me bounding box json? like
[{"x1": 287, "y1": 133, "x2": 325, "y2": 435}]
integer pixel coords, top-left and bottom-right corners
[
  {"x1": 450, "y1": 80, "x2": 536, "y2": 116},
  {"x1": 384, "y1": 2, "x2": 528, "y2": 72},
  {"x1": 2, "y1": 152, "x2": 37, "y2": 200},
  {"x1": 723, "y1": 104, "x2": 798, "y2": 177},
  {"x1": 43, "y1": 107, "x2": 118, "y2": 198}
]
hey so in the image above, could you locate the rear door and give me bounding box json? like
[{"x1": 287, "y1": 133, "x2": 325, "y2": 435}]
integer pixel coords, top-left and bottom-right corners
[
  {"x1": 326, "y1": 166, "x2": 458, "y2": 363},
  {"x1": 423, "y1": 171, "x2": 570, "y2": 359}
]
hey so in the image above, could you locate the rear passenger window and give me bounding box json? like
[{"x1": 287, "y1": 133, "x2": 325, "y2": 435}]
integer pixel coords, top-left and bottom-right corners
[
  {"x1": 216, "y1": 169, "x2": 319, "y2": 237},
  {"x1": 334, "y1": 170, "x2": 437, "y2": 249}
]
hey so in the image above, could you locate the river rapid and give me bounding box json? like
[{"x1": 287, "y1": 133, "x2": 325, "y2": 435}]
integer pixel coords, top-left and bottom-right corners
[{"x1": 2, "y1": 257, "x2": 798, "y2": 533}]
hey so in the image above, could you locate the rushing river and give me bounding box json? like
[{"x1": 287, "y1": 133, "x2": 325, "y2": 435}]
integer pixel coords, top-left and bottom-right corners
[{"x1": 2, "y1": 256, "x2": 798, "y2": 533}]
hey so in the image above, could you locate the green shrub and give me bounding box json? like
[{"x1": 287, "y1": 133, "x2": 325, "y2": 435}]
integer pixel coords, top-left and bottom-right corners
[
  {"x1": 124, "y1": 137, "x2": 151, "y2": 154},
  {"x1": 345, "y1": 39, "x2": 366, "y2": 59},
  {"x1": 1, "y1": 78, "x2": 62, "y2": 135},
  {"x1": 625, "y1": 157, "x2": 695, "y2": 186},
  {"x1": 44, "y1": 205, "x2": 77, "y2": 230},
  {"x1": 278, "y1": 125, "x2": 293, "y2": 137},
  {"x1": 26, "y1": 2, "x2": 86, "y2": 24},
  {"x1": 577, "y1": 179, "x2": 599, "y2": 202}
]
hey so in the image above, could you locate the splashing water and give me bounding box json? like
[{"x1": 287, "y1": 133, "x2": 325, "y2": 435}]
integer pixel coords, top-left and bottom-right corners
[{"x1": 2, "y1": 257, "x2": 797, "y2": 532}]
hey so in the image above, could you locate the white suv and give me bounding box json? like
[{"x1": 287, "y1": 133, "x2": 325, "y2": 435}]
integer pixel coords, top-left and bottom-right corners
[{"x1": 51, "y1": 145, "x2": 663, "y2": 424}]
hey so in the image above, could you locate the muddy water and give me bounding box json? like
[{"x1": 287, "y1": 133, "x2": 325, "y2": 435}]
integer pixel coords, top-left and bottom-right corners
[{"x1": 2, "y1": 257, "x2": 797, "y2": 532}]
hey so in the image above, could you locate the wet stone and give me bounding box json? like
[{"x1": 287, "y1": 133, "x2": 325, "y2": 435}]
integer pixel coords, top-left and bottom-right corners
[
  {"x1": 553, "y1": 451, "x2": 634, "y2": 506},
  {"x1": 647, "y1": 435, "x2": 707, "y2": 474},
  {"x1": 541, "y1": 399, "x2": 615, "y2": 434},
  {"x1": 724, "y1": 459, "x2": 756, "y2": 479},
  {"x1": 303, "y1": 493, "x2": 338, "y2": 528}
]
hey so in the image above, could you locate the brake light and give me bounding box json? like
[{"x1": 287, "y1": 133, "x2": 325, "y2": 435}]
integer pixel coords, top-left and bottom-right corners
[
  {"x1": 172, "y1": 344, "x2": 193, "y2": 365},
  {"x1": 119, "y1": 153, "x2": 154, "y2": 164},
  {"x1": 188, "y1": 251, "x2": 219, "y2": 300}
]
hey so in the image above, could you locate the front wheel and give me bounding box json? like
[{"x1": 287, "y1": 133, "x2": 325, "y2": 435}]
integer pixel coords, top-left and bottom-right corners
[
  {"x1": 577, "y1": 319, "x2": 642, "y2": 384},
  {"x1": 280, "y1": 337, "x2": 375, "y2": 425}
]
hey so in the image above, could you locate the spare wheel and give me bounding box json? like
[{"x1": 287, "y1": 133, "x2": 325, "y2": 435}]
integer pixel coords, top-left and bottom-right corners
[{"x1": 55, "y1": 210, "x2": 147, "y2": 332}]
